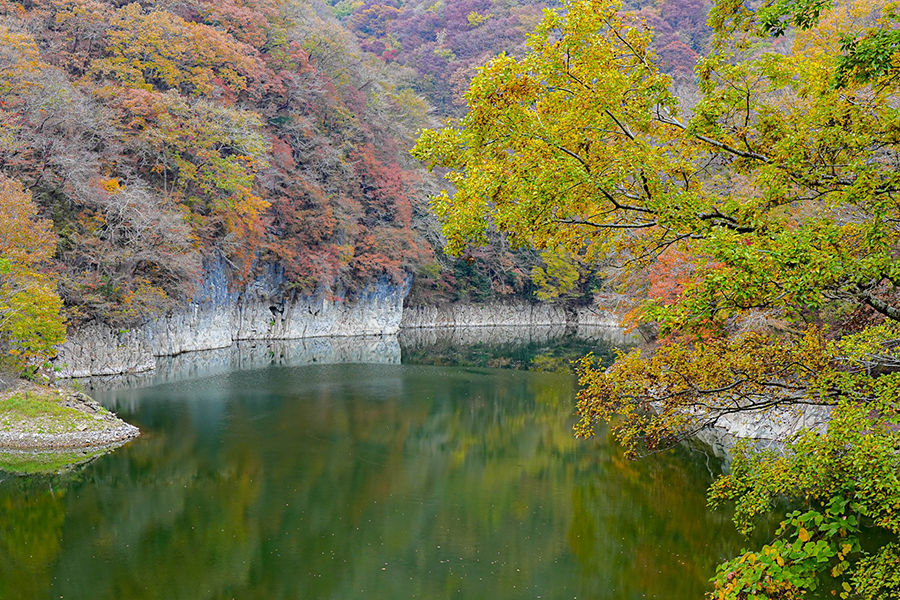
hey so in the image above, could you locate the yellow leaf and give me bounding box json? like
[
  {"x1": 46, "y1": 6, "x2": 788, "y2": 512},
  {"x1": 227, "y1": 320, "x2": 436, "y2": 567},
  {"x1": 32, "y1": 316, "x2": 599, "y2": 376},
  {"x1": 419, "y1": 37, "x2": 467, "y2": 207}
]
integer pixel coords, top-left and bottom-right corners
[{"x1": 798, "y1": 528, "x2": 810, "y2": 542}]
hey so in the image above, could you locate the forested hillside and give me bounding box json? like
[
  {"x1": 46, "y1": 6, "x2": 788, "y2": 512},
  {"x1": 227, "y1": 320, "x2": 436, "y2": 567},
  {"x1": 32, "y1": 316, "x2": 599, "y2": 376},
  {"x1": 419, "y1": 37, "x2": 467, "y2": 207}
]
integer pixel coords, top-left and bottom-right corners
[
  {"x1": 0, "y1": 0, "x2": 726, "y2": 370},
  {"x1": 0, "y1": 0, "x2": 437, "y2": 368},
  {"x1": 330, "y1": 0, "x2": 711, "y2": 116}
]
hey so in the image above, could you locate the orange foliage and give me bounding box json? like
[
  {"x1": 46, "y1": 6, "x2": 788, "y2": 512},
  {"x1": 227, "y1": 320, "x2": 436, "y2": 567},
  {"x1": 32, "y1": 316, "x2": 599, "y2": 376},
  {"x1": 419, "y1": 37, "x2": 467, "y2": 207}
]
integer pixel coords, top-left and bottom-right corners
[
  {"x1": 106, "y1": 86, "x2": 270, "y2": 257},
  {"x1": 195, "y1": 0, "x2": 281, "y2": 48},
  {"x1": 0, "y1": 177, "x2": 55, "y2": 268},
  {"x1": 0, "y1": 0, "x2": 432, "y2": 323},
  {"x1": 646, "y1": 247, "x2": 696, "y2": 305},
  {"x1": 0, "y1": 175, "x2": 65, "y2": 367}
]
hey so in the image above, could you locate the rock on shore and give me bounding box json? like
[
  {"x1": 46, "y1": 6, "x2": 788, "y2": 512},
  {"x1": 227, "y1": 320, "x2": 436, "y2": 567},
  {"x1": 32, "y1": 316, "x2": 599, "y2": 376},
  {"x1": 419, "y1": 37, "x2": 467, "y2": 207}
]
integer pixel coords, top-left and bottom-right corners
[{"x1": 0, "y1": 385, "x2": 139, "y2": 452}]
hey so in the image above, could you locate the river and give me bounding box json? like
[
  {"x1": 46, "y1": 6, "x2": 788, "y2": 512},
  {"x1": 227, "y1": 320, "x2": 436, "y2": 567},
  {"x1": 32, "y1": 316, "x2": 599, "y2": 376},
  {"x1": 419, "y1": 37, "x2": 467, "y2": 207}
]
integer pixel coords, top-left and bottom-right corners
[{"x1": 0, "y1": 328, "x2": 755, "y2": 600}]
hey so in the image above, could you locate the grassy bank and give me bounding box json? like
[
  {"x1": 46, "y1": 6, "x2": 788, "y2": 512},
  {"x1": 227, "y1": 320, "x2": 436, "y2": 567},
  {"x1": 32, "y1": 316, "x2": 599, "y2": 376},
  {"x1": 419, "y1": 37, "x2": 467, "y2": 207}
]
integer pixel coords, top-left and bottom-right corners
[
  {"x1": 0, "y1": 383, "x2": 139, "y2": 469},
  {"x1": 0, "y1": 384, "x2": 111, "y2": 435}
]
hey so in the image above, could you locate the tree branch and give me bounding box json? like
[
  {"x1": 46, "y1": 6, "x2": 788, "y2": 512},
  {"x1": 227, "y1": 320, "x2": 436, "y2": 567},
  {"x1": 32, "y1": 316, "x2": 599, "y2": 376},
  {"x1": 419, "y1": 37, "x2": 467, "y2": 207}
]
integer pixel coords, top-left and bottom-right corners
[
  {"x1": 657, "y1": 111, "x2": 770, "y2": 162},
  {"x1": 860, "y1": 290, "x2": 900, "y2": 322},
  {"x1": 554, "y1": 218, "x2": 658, "y2": 229}
]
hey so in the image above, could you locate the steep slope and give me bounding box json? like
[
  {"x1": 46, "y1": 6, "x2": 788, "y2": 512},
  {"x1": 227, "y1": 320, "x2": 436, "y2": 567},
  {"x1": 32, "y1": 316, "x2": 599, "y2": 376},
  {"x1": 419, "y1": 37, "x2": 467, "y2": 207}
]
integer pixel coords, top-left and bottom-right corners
[
  {"x1": 329, "y1": 0, "x2": 712, "y2": 117},
  {"x1": 0, "y1": 0, "x2": 433, "y2": 340}
]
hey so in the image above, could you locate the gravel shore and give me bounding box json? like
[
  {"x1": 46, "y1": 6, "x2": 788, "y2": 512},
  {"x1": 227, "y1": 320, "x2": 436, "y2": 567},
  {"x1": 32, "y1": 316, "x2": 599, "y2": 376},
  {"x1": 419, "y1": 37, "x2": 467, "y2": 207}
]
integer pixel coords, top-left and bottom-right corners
[
  {"x1": 0, "y1": 386, "x2": 140, "y2": 451},
  {"x1": 0, "y1": 422, "x2": 140, "y2": 450}
]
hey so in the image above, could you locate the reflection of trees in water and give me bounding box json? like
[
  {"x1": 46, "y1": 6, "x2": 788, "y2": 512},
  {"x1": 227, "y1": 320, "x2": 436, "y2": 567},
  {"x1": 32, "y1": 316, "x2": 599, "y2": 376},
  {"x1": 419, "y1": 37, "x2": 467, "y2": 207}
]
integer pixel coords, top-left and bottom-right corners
[
  {"x1": 567, "y1": 438, "x2": 740, "y2": 599},
  {"x1": 45, "y1": 407, "x2": 264, "y2": 600},
  {"x1": 400, "y1": 326, "x2": 632, "y2": 373},
  {"x1": 0, "y1": 478, "x2": 66, "y2": 599},
  {"x1": 2, "y1": 364, "x2": 745, "y2": 599}
]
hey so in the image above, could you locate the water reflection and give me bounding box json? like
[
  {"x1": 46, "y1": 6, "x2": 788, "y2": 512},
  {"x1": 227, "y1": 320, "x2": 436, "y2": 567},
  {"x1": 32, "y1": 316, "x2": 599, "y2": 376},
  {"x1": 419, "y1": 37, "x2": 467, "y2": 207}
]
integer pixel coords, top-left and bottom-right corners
[
  {"x1": 400, "y1": 325, "x2": 633, "y2": 372},
  {"x1": 86, "y1": 336, "x2": 401, "y2": 391},
  {"x1": 0, "y1": 478, "x2": 66, "y2": 599},
  {"x1": 84, "y1": 326, "x2": 630, "y2": 394},
  {"x1": 0, "y1": 359, "x2": 746, "y2": 600}
]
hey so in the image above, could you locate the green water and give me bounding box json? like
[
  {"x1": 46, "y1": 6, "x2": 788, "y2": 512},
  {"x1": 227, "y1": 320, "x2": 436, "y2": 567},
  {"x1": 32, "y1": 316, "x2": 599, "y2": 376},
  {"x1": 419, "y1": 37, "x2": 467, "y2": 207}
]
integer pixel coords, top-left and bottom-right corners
[{"x1": 0, "y1": 350, "x2": 749, "y2": 600}]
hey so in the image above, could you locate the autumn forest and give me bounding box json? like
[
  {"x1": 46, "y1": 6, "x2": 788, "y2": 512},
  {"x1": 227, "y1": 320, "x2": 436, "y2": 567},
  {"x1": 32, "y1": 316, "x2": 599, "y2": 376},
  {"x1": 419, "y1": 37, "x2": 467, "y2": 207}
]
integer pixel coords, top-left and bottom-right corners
[
  {"x1": 2, "y1": 0, "x2": 900, "y2": 597},
  {"x1": 0, "y1": 0, "x2": 709, "y2": 365}
]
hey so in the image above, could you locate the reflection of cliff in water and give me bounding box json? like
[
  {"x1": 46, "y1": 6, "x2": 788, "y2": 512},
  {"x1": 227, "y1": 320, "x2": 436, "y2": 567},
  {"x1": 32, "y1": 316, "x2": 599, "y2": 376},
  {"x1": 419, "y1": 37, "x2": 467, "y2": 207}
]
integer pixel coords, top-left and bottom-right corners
[
  {"x1": 398, "y1": 325, "x2": 635, "y2": 371},
  {"x1": 83, "y1": 336, "x2": 401, "y2": 391}
]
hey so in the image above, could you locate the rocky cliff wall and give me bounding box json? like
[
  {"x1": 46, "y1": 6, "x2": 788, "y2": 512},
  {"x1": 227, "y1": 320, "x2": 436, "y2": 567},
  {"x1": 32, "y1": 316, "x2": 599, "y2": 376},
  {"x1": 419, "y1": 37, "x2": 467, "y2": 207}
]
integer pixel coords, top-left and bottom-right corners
[
  {"x1": 694, "y1": 404, "x2": 834, "y2": 465},
  {"x1": 399, "y1": 322, "x2": 636, "y2": 349},
  {"x1": 55, "y1": 260, "x2": 408, "y2": 378},
  {"x1": 57, "y1": 256, "x2": 634, "y2": 380},
  {"x1": 399, "y1": 302, "x2": 622, "y2": 329}
]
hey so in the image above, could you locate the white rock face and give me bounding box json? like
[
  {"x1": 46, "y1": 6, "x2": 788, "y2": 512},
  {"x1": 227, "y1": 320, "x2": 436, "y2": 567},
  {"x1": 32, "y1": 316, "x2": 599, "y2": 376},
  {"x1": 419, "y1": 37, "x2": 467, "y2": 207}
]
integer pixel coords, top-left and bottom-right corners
[
  {"x1": 694, "y1": 404, "x2": 835, "y2": 463},
  {"x1": 400, "y1": 302, "x2": 622, "y2": 329},
  {"x1": 573, "y1": 305, "x2": 623, "y2": 328},
  {"x1": 399, "y1": 322, "x2": 636, "y2": 349},
  {"x1": 56, "y1": 287, "x2": 637, "y2": 378},
  {"x1": 55, "y1": 261, "x2": 408, "y2": 378},
  {"x1": 55, "y1": 323, "x2": 157, "y2": 377},
  {"x1": 400, "y1": 302, "x2": 567, "y2": 328}
]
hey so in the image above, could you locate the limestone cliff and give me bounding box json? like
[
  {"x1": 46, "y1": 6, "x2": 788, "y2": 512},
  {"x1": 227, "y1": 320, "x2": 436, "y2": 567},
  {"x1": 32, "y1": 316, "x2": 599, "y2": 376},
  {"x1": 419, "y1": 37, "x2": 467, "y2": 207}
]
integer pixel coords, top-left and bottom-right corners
[
  {"x1": 399, "y1": 302, "x2": 621, "y2": 329},
  {"x1": 55, "y1": 261, "x2": 407, "y2": 378},
  {"x1": 56, "y1": 257, "x2": 632, "y2": 379}
]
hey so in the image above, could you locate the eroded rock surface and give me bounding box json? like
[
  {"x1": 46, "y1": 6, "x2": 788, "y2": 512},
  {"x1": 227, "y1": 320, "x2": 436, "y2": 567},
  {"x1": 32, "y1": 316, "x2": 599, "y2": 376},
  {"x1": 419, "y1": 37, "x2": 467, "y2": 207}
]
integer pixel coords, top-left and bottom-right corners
[{"x1": 55, "y1": 260, "x2": 408, "y2": 378}]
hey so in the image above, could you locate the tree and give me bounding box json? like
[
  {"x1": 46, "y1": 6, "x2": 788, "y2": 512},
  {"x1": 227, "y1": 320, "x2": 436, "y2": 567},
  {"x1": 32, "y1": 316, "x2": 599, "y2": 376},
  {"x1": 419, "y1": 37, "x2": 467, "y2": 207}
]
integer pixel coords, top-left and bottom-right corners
[
  {"x1": 0, "y1": 175, "x2": 65, "y2": 372},
  {"x1": 89, "y1": 3, "x2": 263, "y2": 98},
  {"x1": 412, "y1": 0, "x2": 900, "y2": 596}
]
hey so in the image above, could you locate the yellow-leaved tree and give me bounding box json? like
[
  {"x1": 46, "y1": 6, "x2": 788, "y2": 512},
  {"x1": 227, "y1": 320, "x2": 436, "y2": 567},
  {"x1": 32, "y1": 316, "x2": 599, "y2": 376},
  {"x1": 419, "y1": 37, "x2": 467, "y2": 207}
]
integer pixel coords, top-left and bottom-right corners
[
  {"x1": 0, "y1": 175, "x2": 65, "y2": 373},
  {"x1": 413, "y1": 0, "x2": 900, "y2": 597}
]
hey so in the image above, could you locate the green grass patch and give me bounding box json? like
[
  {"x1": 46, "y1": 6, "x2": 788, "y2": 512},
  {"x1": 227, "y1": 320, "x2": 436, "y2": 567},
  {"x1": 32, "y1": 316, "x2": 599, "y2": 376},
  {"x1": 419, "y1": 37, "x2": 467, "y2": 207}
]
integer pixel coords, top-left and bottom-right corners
[
  {"x1": 0, "y1": 391, "x2": 71, "y2": 418},
  {"x1": 0, "y1": 386, "x2": 108, "y2": 434}
]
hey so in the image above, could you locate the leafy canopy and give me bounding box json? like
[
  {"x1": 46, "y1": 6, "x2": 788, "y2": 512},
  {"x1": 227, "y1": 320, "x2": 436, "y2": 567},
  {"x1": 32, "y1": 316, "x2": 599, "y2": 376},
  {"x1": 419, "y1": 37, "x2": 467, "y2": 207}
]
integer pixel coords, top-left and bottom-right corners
[{"x1": 413, "y1": 0, "x2": 900, "y2": 335}]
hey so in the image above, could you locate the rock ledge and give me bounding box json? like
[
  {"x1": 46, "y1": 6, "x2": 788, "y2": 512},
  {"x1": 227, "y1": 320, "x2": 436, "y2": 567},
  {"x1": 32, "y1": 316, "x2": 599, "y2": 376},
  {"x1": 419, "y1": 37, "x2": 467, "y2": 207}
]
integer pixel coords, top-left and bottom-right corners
[{"x1": 0, "y1": 386, "x2": 140, "y2": 451}]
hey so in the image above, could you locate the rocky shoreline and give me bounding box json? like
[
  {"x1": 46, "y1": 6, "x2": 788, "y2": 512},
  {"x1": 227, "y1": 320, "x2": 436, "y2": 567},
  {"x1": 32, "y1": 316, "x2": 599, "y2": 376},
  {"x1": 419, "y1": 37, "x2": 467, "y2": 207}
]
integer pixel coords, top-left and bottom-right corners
[
  {"x1": 0, "y1": 386, "x2": 140, "y2": 453},
  {"x1": 0, "y1": 422, "x2": 140, "y2": 451}
]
